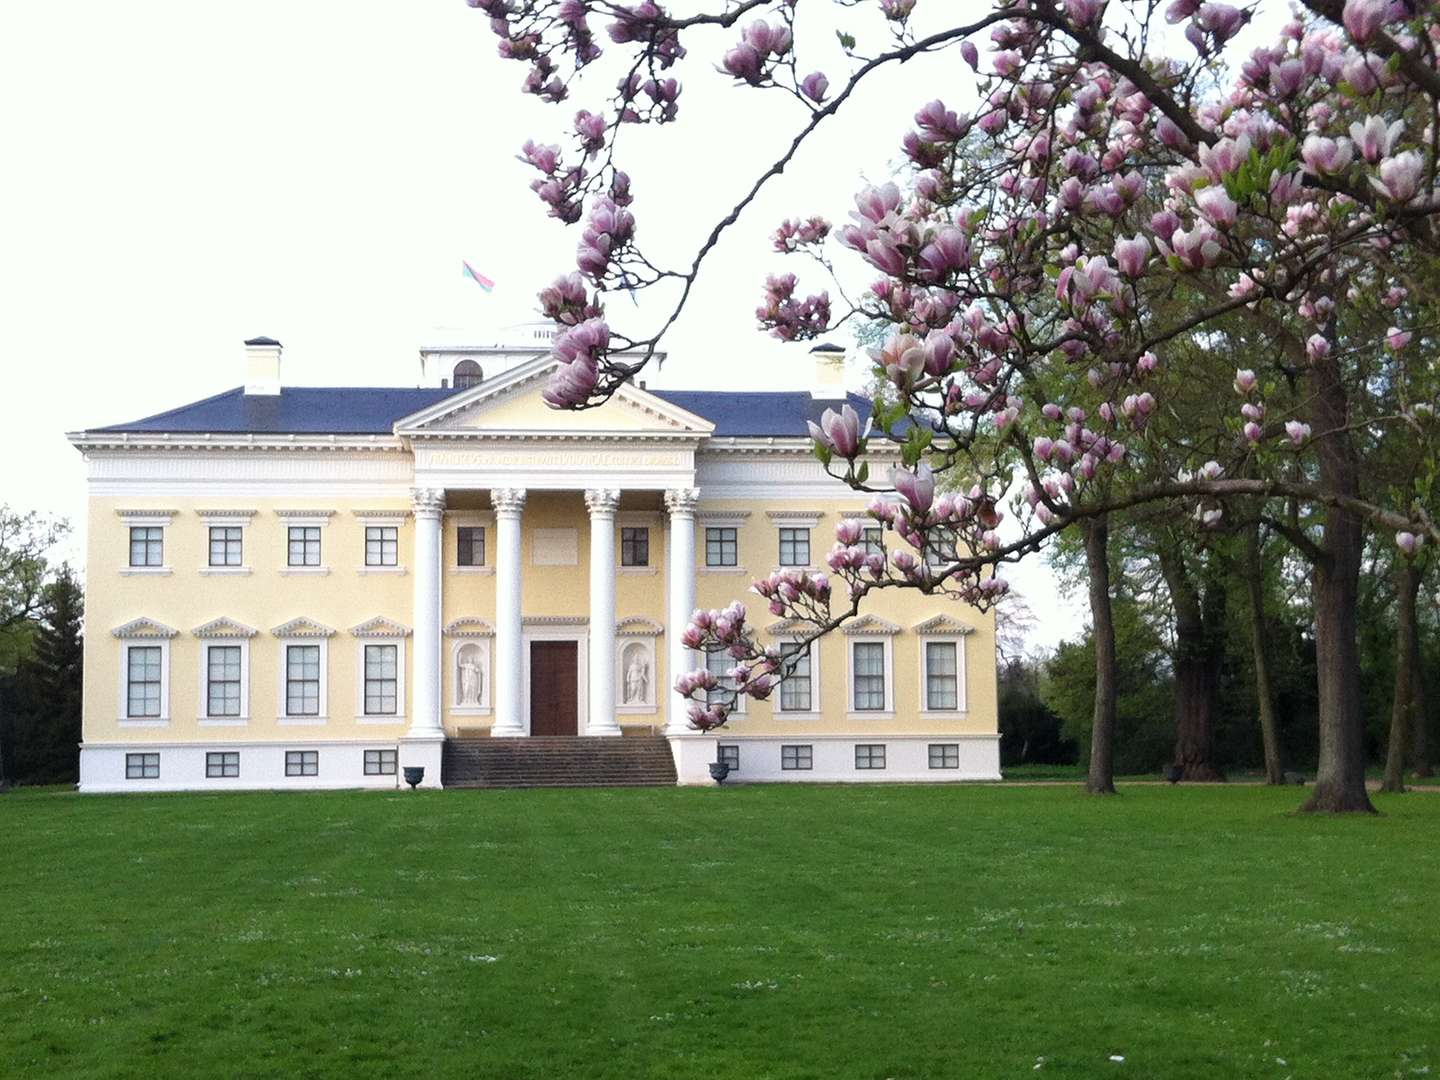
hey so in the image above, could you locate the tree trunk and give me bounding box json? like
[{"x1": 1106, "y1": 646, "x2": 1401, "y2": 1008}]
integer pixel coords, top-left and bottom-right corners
[
  {"x1": 1244, "y1": 524, "x2": 1285, "y2": 784},
  {"x1": 1084, "y1": 516, "x2": 1118, "y2": 795},
  {"x1": 1158, "y1": 545, "x2": 1226, "y2": 782},
  {"x1": 1411, "y1": 567, "x2": 1432, "y2": 779},
  {"x1": 1381, "y1": 560, "x2": 1422, "y2": 793},
  {"x1": 1301, "y1": 347, "x2": 1375, "y2": 813}
]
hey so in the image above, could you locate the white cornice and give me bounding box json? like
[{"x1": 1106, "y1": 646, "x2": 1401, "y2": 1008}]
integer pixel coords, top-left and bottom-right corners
[
  {"x1": 69, "y1": 432, "x2": 407, "y2": 454},
  {"x1": 196, "y1": 509, "x2": 258, "y2": 520},
  {"x1": 522, "y1": 615, "x2": 589, "y2": 626}
]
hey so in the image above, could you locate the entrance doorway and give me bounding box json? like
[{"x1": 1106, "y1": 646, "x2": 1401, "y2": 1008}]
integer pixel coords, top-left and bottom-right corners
[{"x1": 529, "y1": 641, "x2": 579, "y2": 736}]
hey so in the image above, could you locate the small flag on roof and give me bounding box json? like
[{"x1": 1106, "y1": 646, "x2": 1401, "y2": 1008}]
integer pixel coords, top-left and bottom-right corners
[{"x1": 462, "y1": 261, "x2": 495, "y2": 293}]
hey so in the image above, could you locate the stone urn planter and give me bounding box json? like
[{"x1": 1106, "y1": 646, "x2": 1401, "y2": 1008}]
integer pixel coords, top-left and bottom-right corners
[
  {"x1": 403, "y1": 766, "x2": 425, "y2": 790},
  {"x1": 708, "y1": 761, "x2": 732, "y2": 784}
]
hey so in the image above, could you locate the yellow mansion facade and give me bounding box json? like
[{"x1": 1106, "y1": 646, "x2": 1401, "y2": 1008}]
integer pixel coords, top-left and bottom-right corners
[{"x1": 68, "y1": 335, "x2": 999, "y2": 790}]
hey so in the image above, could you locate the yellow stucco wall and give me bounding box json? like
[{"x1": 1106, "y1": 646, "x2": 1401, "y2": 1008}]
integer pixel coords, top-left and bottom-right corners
[{"x1": 83, "y1": 487, "x2": 997, "y2": 744}]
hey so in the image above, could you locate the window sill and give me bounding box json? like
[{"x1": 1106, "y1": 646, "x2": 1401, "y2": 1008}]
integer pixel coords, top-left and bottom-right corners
[
  {"x1": 118, "y1": 718, "x2": 169, "y2": 728},
  {"x1": 700, "y1": 566, "x2": 749, "y2": 575},
  {"x1": 616, "y1": 703, "x2": 658, "y2": 715},
  {"x1": 198, "y1": 717, "x2": 249, "y2": 727},
  {"x1": 280, "y1": 567, "x2": 330, "y2": 576},
  {"x1": 919, "y1": 710, "x2": 969, "y2": 719},
  {"x1": 278, "y1": 715, "x2": 328, "y2": 726},
  {"x1": 617, "y1": 565, "x2": 658, "y2": 575},
  {"x1": 200, "y1": 567, "x2": 252, "y2": 576},
  {"x1": 120, "y1": 567, "x2": 172, "y2": 576},
  {"x1": 450, "y1": 706, "x2": 493, "y2": 717},
  {"x1": 357, "y1": 715, "x2": 405, "y2": 725},
  {"x1": 357, "y1": 566, "x2": 408, "y2": 576},
  {"x1": 847, "y1": 711, "x2": 895, "y2": 721},
  {"x1": 775, "y1": 711, "x2": 822, "y2": 721},
  {"x1": 448, "y1": 566, "x2": 495, "y2": 576}
]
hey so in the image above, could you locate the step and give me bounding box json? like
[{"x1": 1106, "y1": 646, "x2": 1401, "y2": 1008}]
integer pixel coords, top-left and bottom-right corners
[{"x1": 441, "y1": 735, "x2": 678, "y2": 789}]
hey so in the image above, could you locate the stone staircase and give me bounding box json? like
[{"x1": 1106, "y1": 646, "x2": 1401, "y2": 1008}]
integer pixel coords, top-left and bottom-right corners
[{"x1": 441, "y1": 735, "x2": 678, "y2": 789}]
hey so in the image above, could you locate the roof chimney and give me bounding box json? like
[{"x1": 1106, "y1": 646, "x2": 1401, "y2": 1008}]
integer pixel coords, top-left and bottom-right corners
[
  {"x1": 244, "y1": 336, "x2": 283, "y2": 396},
  {"x1": 808, "y1": 342, "x2": 847, "y2": 399}
]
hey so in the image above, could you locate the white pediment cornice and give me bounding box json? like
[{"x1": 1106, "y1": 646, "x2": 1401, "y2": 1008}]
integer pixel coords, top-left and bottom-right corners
[
  {"x1": 765, "y1": 617, "x2": 814, "y2": 636},
  {"x1": 913, "y1": 614, "x2": 975, "y2": 636},
  {"x1": 112, "y1": 617, "x2": 178, "y2": 640},
  {"x1": 271, "y1": 616, "x2": 336, "y2": 639},
  {"x1": 350, "y1": 616, "x2": 413, "y2": 638},
  {"x1": 393, "y1": 354, "x2": 714, "y2": 439},
  {"x1": 616, "y1": 616, "x2": 664, "y2": 637},
  {"x1": 839, "y1": 614, "x2": 902, "y2": 636},
  {"x1": 444, "y1": 617, "x2": 495, "y2": 638},
  {"x1": 191, "y1": 617, "x2": 258, "y2": 639}
]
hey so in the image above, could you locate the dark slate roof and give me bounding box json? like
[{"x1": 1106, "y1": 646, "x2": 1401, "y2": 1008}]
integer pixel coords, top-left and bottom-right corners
[
  {"x1": 89, "y1": 385, "x2": 872, "y2": 439},
  {"x1": 244, "y1": 336, "x2": 282, "y2": 347}
]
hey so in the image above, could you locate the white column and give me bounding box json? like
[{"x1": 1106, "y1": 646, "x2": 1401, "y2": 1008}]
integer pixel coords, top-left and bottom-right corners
[
  {"x1": 491, "y1": 488, "x2": 527, "y2": 736},
  {"x1": 585, "y1": 489, "x2": 622, "y2": 736},
  {"x1": 664, "y1": 488, "x2": 700, "y2": 735},
  {"x1": 408, "y1": 488, "x2": 445, "y2": 736}
]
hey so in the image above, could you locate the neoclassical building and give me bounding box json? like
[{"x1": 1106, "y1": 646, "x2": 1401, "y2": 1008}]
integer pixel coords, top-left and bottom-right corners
[{"x1": 69, "y1": 333, "x2": 999, "y2": 790}]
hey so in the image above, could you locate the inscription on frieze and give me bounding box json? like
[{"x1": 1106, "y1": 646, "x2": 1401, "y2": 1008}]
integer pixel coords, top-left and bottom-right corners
[{"x1": 420, "y1": 448, "x2": 690, "y2": 469}]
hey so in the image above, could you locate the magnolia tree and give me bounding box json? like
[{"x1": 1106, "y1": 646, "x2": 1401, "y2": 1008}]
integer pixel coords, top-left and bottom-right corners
[{"x1": 470, "y1": 0, "x2": 1440, "y2": 811}]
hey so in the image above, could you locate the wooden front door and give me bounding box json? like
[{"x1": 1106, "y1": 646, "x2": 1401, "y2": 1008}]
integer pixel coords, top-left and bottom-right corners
[{"x1": 529, "y1": 641, "x2": 579, "y2": 736}]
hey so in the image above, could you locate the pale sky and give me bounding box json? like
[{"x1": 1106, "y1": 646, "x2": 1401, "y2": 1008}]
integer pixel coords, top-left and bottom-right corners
[{"x1": 2, "y1": 1, "x2": 1284, "y2": 652}]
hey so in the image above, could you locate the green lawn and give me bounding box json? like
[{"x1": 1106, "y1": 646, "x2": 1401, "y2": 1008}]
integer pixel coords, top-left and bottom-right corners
[{"x1": 2, "y1": 785, "x2": 1437, "y2": 1079}]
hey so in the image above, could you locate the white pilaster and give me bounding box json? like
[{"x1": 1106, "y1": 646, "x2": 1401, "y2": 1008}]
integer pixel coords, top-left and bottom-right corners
[
  {"x1": 491, "y1": 488, "x2": 527, "y2": 736},
  {"x1": 665, "y1": 488, "x2": 700, "y2": 735},
  {"x1": 584, "y1": 489, "x2": 623, "y2": 735},
  {"x1": 401, "y1": 487, "x2": 445, "y2": 787}
]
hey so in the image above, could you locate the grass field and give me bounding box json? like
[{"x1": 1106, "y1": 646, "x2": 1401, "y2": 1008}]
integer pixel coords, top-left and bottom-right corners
[{"x1": 3, "y1": 784, "x2": 1437, "y2": 1079}]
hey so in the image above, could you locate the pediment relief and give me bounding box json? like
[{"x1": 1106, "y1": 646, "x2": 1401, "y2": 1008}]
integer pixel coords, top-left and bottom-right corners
[
  {"x1": 839, "y1": 614, "x2": 902, "y2": 636},
  {"x1": 445, "y1": 617, "x2": 495, "y2": 638},
  {"x1": 112, "y1": 617, "x2": 178, "y2": 640},
  {"x1": 350, "y1": 616, "x2": 413, "y2": 638},
  {"x1": 616, "y1": 616, "x2": 664, "y2": 637},
  {"x1": 271, "y1": 616, "x2": 336, "y2": 639},
  {"x1": 192, "y1": 617, "x2": 258, "y2": 639},
  {"x1": 913, "y1": 613, "x2": 975, "y2": 636}
]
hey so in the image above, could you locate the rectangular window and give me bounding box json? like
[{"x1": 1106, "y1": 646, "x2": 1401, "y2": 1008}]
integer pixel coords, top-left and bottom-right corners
[
  {"x1": 705, "y1": 649, "x2": 737, "y2": 708},
  {"x1": 852, "y1": 641, "x2": 887, "y2": 711},
  {"x1": 457, "y1": 526, "x2": 486, "y2": 567},
  {"x1": 718, "y1": 744, "x2": 740, "y2": 772},
  {"x1": 855, "y1": 744, "x2": 887, "y2": 770},
  {"x1": 126, "y1": 645, "x2": 162, "y2": 718},
  {"x1": 621, "y1": 527, "x2": 649, "y2": 567},
  {"x1": 781, "y1": 744, "x2": 813, "y2": 771},
  {"x1": 778, "y1": 643, "x2": 812, "y2": 713},
  {"x1": 285, "y1": 750, "x2": 319, "y2": 777},
  {"x1": 205, "y1": 751, "x2": 240, "y2": 778},
  {"x1": 364, "y1": 644, "x2": 399, "y2": 716},
  {"x1": 285, "y1": 645, "x2": 321, "y2": 717},
  {"x1": 128, "y1": 526, "x2": 163, "y2": 567},
  {"x1": 928, "y1": 743, "x2": 960, "y2": 770},
  {"x1": 125, "y1": 752, "x2": 160, "y2": 779},
  {"x1": 705, "y1": 527, "x2": 738, "y2": 567},
  {"x1": 364, "y1": 749, "x2": 398, "y2": 775},
  {"x1": 208, "y1": 526, "x2": 243, "y2": 567},
  {"x1": 925, "y1": 526, "x2": 959, "y2": 568},
  {"x1": 925, "y1": 641, "x2": 960, "y2": 711},
  {"x1": 778, "y1": 527, "x2": 811, "y2": 567},
  {"x1": 288, "y1": 526, "x2": 321, "y2": 567},
  {"x1": 862, "y1": 526, "x2": 885, "y2": 557},
  {"x1": 365, "y1": 525, "x2": 398, "y2": 567},
  {"x1": 205, "y1": 645, "x2": 242, "y2": 717}
]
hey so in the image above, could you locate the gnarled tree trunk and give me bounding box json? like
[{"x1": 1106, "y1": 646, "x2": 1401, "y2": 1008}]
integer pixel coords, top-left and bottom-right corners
[
  {"x1": 1158, "y1": 545, "x2": 1227, "y2": 782},
  {"x1": 1301, "y1": 348, "x2": 1375, "y2": 813},
  {"x1": 1084, "y1": 516, "x2": 1117, "y2": 795},
  {"x1": 1381, "y1": 559, "x2": 1422, "y2": 793},
  {"x1": 1244, "y1": 524, "x2": 1285, "y2": 784}
]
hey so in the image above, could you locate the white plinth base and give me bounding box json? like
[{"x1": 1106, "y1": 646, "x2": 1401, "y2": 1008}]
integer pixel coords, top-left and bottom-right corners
[
  {"x1": 668, "y1": 733, "x2": 720, "y2": 785},
  {"x1": 398, "y1": 733, "x2": 446, "y2": 789}
]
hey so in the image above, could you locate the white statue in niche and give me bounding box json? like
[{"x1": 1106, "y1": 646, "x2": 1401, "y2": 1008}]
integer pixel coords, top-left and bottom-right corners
[
  {"x1": 623, "y1": 644, "x2": 650, "y2": 705},
  {"x1": 458, "y1": 644, "x2": 485, "y2": 707}
]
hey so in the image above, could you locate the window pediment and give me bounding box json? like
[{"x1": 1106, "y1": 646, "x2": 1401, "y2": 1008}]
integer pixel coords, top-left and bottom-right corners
[
  {"x1": 270, "y1": 616, "x2": 336, "y2": 639},
  {"x1": 445, "y1": 617, "x2": 495, "y2": 638},
  {"x1": 913, "y1": 614, "x2": 975, "y2": 636},
  {"x1": 112, "y1": 617, "x2": 178, "y2": 640},
  {"x1": 839, "y1": 614, "x2": 902, "y2": 636},
  {"x1": 616, "y1": 616, "x2": 664, "y2": 637},
  {"x1": 191, "y1": 617, "x2": 258, "y2": 639},
  {"x1": 351, "y1": 616, "x2": 413, "y2": 638}
]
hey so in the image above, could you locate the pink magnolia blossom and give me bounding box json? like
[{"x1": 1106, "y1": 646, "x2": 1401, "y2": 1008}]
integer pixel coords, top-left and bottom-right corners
[
  {"x1": 1369, "y1": 151, "x2": 1424, "y2": 203},
  {"x1": 1195, "y1": 185, "x2": 1239, "y2": 229},
  {"x1": 1342, "y1": 0, "x2": 1390, "y2": 43},
  {"x1": 1165, "y1": 223, "x2": 1224, "y2": 269},
  {"x1": 800, "y1": 71, "x2": 829, "y2": 104},
  {"x1": 1386, "y1": 327, "x2": 1413, "y2": 350},
  {"x1": 1285, "y1": 420, "x2": 1311, "y2": 445},
  {"x1": 807, "y1": 403, "x2": 862, "y2": 458},
  {"x1": 1113, "y1": 233, "x2": 1151, "y2": 277},
  {"x1": 1396, "y1": 531, "x2": 1423, "y2": 556},
  {"x1": 1301, "y1": 135, "x2": 1354, "y2": 176},
  {"x1": 1233, "y1": 368, "x2": 1257, "y2": 395},
  {"x1": 1243, "y1": 421, "x2": 1263, "y2": 442},
  {"x1": 1349, "y1": 116, "x2": 1404, "y2": 164},
  {"x1": 1306, "y1": 334, "x2": 1332, "y2": 362},
  {"x1": 892, "y1": 463, "x2": 935, "y2": 514}
]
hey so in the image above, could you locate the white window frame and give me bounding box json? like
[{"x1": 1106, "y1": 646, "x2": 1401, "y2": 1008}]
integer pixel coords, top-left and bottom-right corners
[
  {"x1": 695, "y1": 511, "x2": 750, "y2": 575},
  {"x1": 277, "y1": 637, "x2": 329, "y2": 724},
  {"x1": 364, "y1": 748, "x2": 398, "y2": 775},
  {"x1": 718, "y1": 744, "x2": 740, "y2": 772},
  {"x1": 356, "y1": 636, "x2": 407, "y2": 723},
  {"x1": 615, "y1": 511, "x2": 660, "y2": 575},
  {"x1": 448, "y1": 513, "x2": 496, "y2": 576},
  {"x1": 126, "y1": 751, "x2": 161, "y2": 779},
  {"x1": 775, "y1": 638, "x2": 821, "y2": 718},
  {"x1": 766, "y1": 511, "x2": 823, "y2": 572},
  {"x1": 198, "y1": 511, "x2": 255, "y2": 575},
  {"x1": 118, "y1": 639, "x2": 171, "y2": 725},
  {"x1": 197, "y1": 638, "x2": 251, "y2": 725},
  {"x1": 117, "y1": 511, "x2": 174, "y2": 576},
  {"x1": 206, "y1": 751, "x2": 241, "y2": 779},
  {"x1": 356, "y1": 513, "x2": 408, "y2": 575},
  {"x1": 285, "y1": 749, "x2": 320, "y2": 777},
  {"x1": 919, "y1": 634, "x2": 968, "y2": 715},
  {"x1": 277, "y1": 512, "x2": 333, "y2": 576},
  {"x1": 847, "y1": 635, "x2": 895, "y2": 718}
]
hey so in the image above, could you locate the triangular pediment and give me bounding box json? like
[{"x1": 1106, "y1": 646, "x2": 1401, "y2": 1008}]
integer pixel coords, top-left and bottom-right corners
[
  {"x1": 192, "y1": 617, "x2": 258, "y2": 639},
  {"x1": 112, "y1": 617, "x2": 178, "y2": 639},
  {"x1": 271, "y1": 616, "x2": 336, "y2": 639},
  {"x1": 350, "y1": 616, "x2": 412, "y2": 638},
  {"x1": 913, "y1": 613, "x2": 975, "y2": 636},
  {"x1": 395, "y1": 355, "x2": 714, "y2": 438},
  {"x1": 839, "y1": 614, "x2": 902, "y2": 636},
  {"x1": 765, "y1": 617, "x2": 813, "y2": 636},
  {"x1": 444, "y1": 617, "x2": 494, "y2": 638}
]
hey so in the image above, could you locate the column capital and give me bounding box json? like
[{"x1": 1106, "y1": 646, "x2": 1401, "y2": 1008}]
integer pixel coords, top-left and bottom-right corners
[
  {"x1": 492, "y1": 488, "x2": 528, "y2": 515},
  {"x1": 584, "y1": 488, "x2": 622, "y2": 515},
  {"x1": 664, "y1": 488, "x2": 701, "y2": 517},
  {"x1": 411, "y1": 487, "x2": 447, "y2": 519}
]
